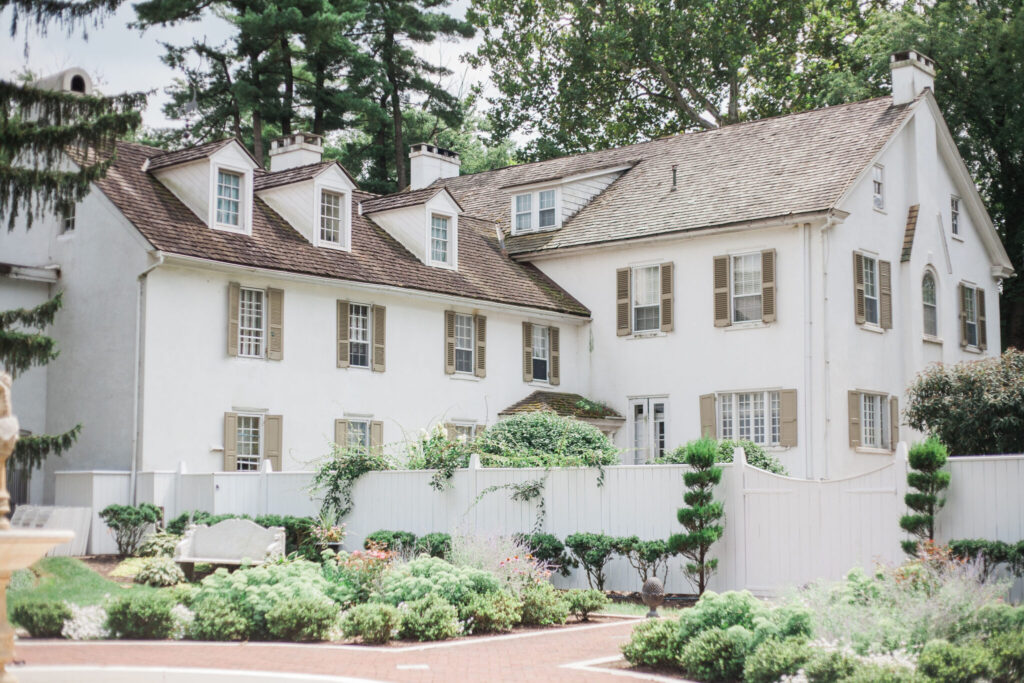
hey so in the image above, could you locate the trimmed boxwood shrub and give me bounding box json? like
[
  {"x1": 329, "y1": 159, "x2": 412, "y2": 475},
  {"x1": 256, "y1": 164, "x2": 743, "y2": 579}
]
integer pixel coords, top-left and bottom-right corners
[
  {"x1": 341, "y1": 603, "x2": 401, "y2": 644},
  {"x1": 187, "y1": 595, "x2": 248, "y2": 641},
  {"x1": 564, "y1": 532, "x2": 618, "y2": 590},
  {"x1": 620, "y1": 617, "x2": 680, "y2": 669},
  {"x1": 364, "y1": 529, "x2": 417, "y2": 553},
  {"x1": 917, "y1": 639, "x2": 993, "y2": 683},
  {"x1": 519, "y1": 581, "x2": 568, "y2": 626},
  {"x1": 11, "y1": 599, "x2": 71, "y2": 638},
  {"x1": 516, "y1": 532, "x2": 577, "y2": 577},
  {"x1": 414, "y1": 532, "x2": 451, "y2": 558},
  {"x1": 743, "y1": 637, "x2": 813, "y2": 683},
  {"x1": 460, "y1": 590, "x2": 521, "y2": 634},
  {"x1": 265, "y1": 594, "x2": 339, "y2": 642},
  {"x1": 678, "y1": 625, "x2": 754, "y2": 683},
  {"x1": 99, "y1": 503, "x2": 161, "y2": 557},
  {"x1": 475, "y1": 412, "x2": 620, "y2": 467},
  {"x1": 565, "y1": 589, "x2": 608, "y2": 622},
  {"x1": 398, "y1": 593, "x2": 460, "y2": 641},
  {"x1": 105, "y1": 592, "x2": 176, "y2": 639},
  {"x1": 802, "y1": 650, "x2": 859, "y2": 682}
]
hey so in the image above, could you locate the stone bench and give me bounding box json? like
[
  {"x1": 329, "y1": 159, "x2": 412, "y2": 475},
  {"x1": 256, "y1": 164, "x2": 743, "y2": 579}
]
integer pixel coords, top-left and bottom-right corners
[{"x1": 174, "y1": 518, "x2": 285, "y2": 579}]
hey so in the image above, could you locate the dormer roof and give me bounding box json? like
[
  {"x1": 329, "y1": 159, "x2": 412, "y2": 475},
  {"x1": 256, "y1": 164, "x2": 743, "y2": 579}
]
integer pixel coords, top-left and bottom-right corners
[
  {"x1": 145, "y1": 138, "x2": 259, "y2": 171},
  {"x1": 254, "y1": 160, "x2": 357, "y2": 192},
  {"x1": 361, "y1": 186, "x2": 463, "y2": 215}
]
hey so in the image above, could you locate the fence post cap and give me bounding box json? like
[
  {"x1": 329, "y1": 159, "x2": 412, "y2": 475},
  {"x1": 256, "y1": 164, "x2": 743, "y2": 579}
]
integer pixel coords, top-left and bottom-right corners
[
  {"x1": 733, "y1": 446, "x2": 747, "y2": 466},
  {"x1": 176, "y1": 461, "x2": 188, "y2": 474},
  {"x1": 469, "y1": 453, "x2": 481, "y2": 470},
  {"x1": 261, "y1": 459, "x2": 274, "y2": 473}
]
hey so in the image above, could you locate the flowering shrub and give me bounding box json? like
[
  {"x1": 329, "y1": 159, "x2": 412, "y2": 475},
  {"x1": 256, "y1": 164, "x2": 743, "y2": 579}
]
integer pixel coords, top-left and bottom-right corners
[
  {"x1": 170, "y1": 604, "x2": 194, "y2": 640},
  {"x1": 322, "y1": 544, "x2": 394, "y2": 605},
  {"x1": 62, "y1": 604, "x2": 109, "y2": 640},
  {"x1": 341, "y1": 603, "x2": 400, "y2": 644},
  {"x1": 134, "y1": 556, "x2": 186, "y2": 587},
  {"x1": 449, "y1": 534, "x2": 553, "y2": 594},
  {"x1": 398, "y1": 593, "x2": 461, "y2": 641},
  {"x1": 311, "y1": 511, "x2": 347, "y2": 547},
  {"x1": 405, "y1": 424, "x2": 473, "y2": 490},
  {"x1": 474, "y1": 412, "x2": 620, "y2": 468},
  {"x1": 379, "y1": 556, "x2": 501, "y2": 607}
]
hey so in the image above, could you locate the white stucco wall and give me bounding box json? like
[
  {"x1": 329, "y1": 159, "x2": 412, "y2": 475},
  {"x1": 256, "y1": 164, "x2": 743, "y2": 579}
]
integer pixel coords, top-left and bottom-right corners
[{"x1": 138, "y1": 262, "x2": 587, "y2": 473}]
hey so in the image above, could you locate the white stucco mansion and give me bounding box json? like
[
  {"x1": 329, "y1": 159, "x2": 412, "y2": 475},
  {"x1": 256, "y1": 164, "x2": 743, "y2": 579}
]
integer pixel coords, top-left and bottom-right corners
[{"x1": 2, "y1": 51, "x2": 1013, "y2": 504}]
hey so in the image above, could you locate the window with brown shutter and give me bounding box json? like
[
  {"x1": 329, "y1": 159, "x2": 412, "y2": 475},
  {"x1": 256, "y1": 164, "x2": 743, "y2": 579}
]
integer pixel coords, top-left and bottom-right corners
[
  {"x1": 848, "y1": 391, "x2": 861, "y2": 447},
  {"x1": 889, "y1": 397, "x2": 899, "y2": 451},
  {"x1": 370, "y1": 420, "x2": 384, "y2": 455},
  {"x1": 853, "y1": 253, "x2": 866, "y2": 324},
  {"x1": 713, "y1": 256, "x2": 730, "y2": 327},
  {"x1": 474, "y1": 315, "x2": 487, "y2": 378},
  {"x1": 223, "y1": 412, "x2": 238, "y2": 471},
  {"x1": 444, "y1": 310, "x2": 456, "y2": 374},
  {"x1": 336, "y1": 300, "x2": 350, "y2": 368},
  {"x1": 227, "y1": 283, "x2": 240, "y2": 356},
  {"x1": 761, "y1": 249, "x2": 776, "y2": 323},
  {"x1": 522, "y1": 322, "x2": 534, "y2": 382},
  {"x1": 660, "y1": 262, "x2": 674, "y2": 332},
  {"x1": 445, "y1": 423, "x2": 457, "y2": 440},
  {"x1": 264, "y1": 414, "x2": 283, "y2": 471},
  {"x1": 977, "y1": 289, "x2": 987, "y2": 350},
  {"x1": 372, "y1": 305, "x2": 386, "y2": 372},
  {"x1": 616, "y1": 268, "x2": 631, "y2": 336},
  {"x1": 778, "y1": 389, "x2": 797, "y2": 446},
  {"x1": 334, "y1": 419, "x2": 348, "y2": 449},
  {"x1": 550, "y1": 327, "x2": 560, "y2": 385},
  {"x1": 267, "y1": 288, "x2": 284, "y2": 360},
  {"x1": 699, "y1": 394, "x2": 716, "y2": 438},
  {"x1": 879, "y1": 260, "x2": 892, "y2": 330}
]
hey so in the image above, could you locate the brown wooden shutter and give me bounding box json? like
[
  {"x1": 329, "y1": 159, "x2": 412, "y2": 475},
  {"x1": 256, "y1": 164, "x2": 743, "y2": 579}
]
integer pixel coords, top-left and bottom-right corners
[
  {"x1": 660, "y1": 262, "x2": 674, "y2": 332},
  {"x1": 223, "y1": 412, "x2": 238, "y2": 471},
  {"x1": 522, "y1": 322, "x2": 534, "y2": 382},
  {"x1": 336, "y1": 301, "x2": 350, "y2": 368},
  {"x1": 699, "y1": 394, "x2": 716, "y2": 438},
  {"x1": 334, "y1": 419, "x2": 348, "y2": 449},
  {"x1": 445, "y1": 423, "x2": 457, "y2": 440},
  {"x1": 550, "y1": 327, "x2": 560, "y2": 386},
  {"x1": 267, "y1": 288, "x2": 284, "y2": 360},
  {"x1": 444, "y1": 310, "x2": 456, "y2": 374},
  {"x1": 879, "y1": 260, "x2": 892, "y2": 330},
  {"x1": 889, "y1": 396, "x2": 899, "y2": 451},
  {"x1": 370, "y1": 420, "x2": 384, "y2": 455},
  {"x1": 778, "y1": 389, "x2": 797, "y2": 447},
  {"x1": 848, "y1": 391, "x2": 861, "y2": 447},
  {"x1": 227, "y1": 282, "x2": 240, "y2": 357},
  {"x1": 761, "y1": 249, "x2": 776, "y2": 323},
  {"x1": 959, "y1": 284, "x2": 968, "y2": 347},
  {"x1": 372, "y1": 305, "x2": 386, "y2": 372},
  {"x1": 977, "y1": 289, "x2": 987, "y2": 350},
  {"x1": 853, "y1": 253, "x2": 867, "y2": 324},
  {"x1": 264, "y1": 414, "x2": 283, "y2": 471},
  {"x1": 713, "y1": 256, "x2": 730, "y2": 327},
  {"x1": 474, "y1": 315, "x2": 487, "y2": 378},
  {"x1": 616, "y1": 268, "x2": 631, "y2": 336}
]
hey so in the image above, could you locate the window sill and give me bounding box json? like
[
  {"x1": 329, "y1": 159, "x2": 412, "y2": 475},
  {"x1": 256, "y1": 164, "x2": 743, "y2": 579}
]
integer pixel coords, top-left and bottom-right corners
[
  {"x1": 213, "y1": 223, "x2": 248, "y2": 235},
  {"x1": 528, "y1": 380, "x2": 552, "y2": 388},
  {"x1": 856, "y1": 447, "x2": 894, "y2": 456},
  {"x1": 429, "y1": 260, "x2": 457, "y2": 271},
  {"x1": 725, "y1": 321, "x2": 769, "y2": 331},
  {"x1": 627, "y1": 330, "x2": 666, "y2": 340},
  {"x1": 860, "y1": 324, "x2": 885, "y2": 335},
  {"x1": 923, "y1": 335, "x2": 943, "y2": 346},
  {"x1": 962, "y1": 345, "x2": 984, "y2": 355},
  {"x1": 873, "y1": 207, "x2": 887, "y2": 215},
  {"x1": 511, "y1": 226, "x2": 560, "y2": 238},
  {"x1": 450, "y1": 373, "x2": 481, "y2": 382},
  {"x1": 316, "y1": 240, "x2": 351, "y2": 252},
  {"x1": 236, "y1": 354, "x2": 266, "y2": 360},
  {"x1": 343, "y1": 364, "x2": 371, "y2": 371},
  {"x1": 57, "y1": 232, "x2": 75, "y2": 241},
  {"x1": 952, "y1": 234, "x2": 965, "y2": 243}
]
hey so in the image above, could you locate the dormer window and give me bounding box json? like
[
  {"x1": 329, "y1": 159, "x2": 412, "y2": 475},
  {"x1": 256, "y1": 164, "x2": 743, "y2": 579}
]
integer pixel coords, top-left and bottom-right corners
[
  {"x1": 512, "y1": 188, "x2": 560, "y2": 234},
  {"x1": 216, "y1": 170, "x2": 242, "y2": 227},
  {"x1": 320, "y1": 190, "x2": 344, "y2": 246},
  {"x1": 431, "y1": 214, "x2": 450, "y2": 264}
]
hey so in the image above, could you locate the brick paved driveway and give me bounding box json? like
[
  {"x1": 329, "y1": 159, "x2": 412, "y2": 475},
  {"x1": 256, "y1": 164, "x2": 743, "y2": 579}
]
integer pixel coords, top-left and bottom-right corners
[{"x1": 16, "y1": 618, "x2": 659, "y2": 682}]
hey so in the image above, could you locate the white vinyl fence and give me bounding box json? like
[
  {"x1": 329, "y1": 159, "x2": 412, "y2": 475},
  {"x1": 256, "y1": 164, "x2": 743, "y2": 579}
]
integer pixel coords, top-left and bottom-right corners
[{"x1": 56, "y1": 447, "x2": 1024, "y2": 597}]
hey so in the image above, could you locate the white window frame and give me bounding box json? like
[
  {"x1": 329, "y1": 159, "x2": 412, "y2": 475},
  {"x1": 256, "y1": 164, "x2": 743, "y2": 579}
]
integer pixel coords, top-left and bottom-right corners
[
  {"x1": 314, "y1": 183, "x2": 351, "y2": 251},
  {"x1": 209, "y1": 161, "x2": 252, "y2": 235},
  {"x1": 922, "y1": 269, "x2": 938, "y2": 339},
  {"x1": 235, "y1": 412, "x2": 263, "y2": 472},
  {"x1": 237, "y1": 287, "x2": 265, "y2": 358},
  {"x1": 452, "y1": 422, "x2": 477, "y2": 442},
  {"x1": 347, "y1": 418, "x2": 371, "y2": 451},
  {"x1": 731, "y1": 252, "x2": 763, "y2": 324},
  {"x1": 430, "y1": 213, "x2": 450, "y2": 265},
  {"x1": 962, "y1": 283, "x2": 979, "y2": 348},
  {"x1": 950, "y1": 196, "x2": 961, "y2": 237},
  {"x1": 215, "y1": 169, "x2": 243, "y2": 228},
  {"x1": 454, "y1": 312, "x2": 474, "y2": 374},
  {"x1": 716, "y1": 390, "x2": 782, "y2": 447},
  {"x1": 531, "y1": 325, "x2": 550, "y2": 383},
  {"x1": 510, "y1": 187, "x2": 562, "y2": 235},
  {"x1": 60, "y1": 202, "x2": 76, "y2": 234},
  {"x1": 632, "y1": 264, "x2": 662, "y2": 333},
  {"x1": 629, "y1": 397, "x2": 669, "y2": 464},
  {"x1": 348, "y1": 303, "x2": 371, "y2": 369},
  {"x1": 424, "y1": 207, "x2": 458, "y2": 270},
  {"x1": 860, "y1": 393, "x2": 890, "y2": 450},
  {"x1": 872, "y1": 165, "x2": 885, "y2": 211},
  {"x1": 862, "y1": 255, "x2": 880, "y2": 326}
]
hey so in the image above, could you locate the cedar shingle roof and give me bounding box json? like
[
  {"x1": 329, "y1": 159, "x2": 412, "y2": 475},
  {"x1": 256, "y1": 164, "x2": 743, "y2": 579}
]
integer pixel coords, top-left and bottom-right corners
[
  {"x1": 254, "y1": 161, "x2": 353, "y2": 191},
  {"x1": 901, "y1": 204, "x2": 920, "y2": 262},
  {"x1": 431, "y1": 96, "x2": 915, "y2": 255},
  {"x1": 145, "y1": 139, "x2": 241, "y2": 171},
  {"x1": 360, "y1": 187, "x2": 462, "y2": 214},
  {"x1": 93, "y1": 142, "x2": 589, "y2": 317},
  {"x1": 499, "y1": 391, "x2": 623, "y2": 420}
]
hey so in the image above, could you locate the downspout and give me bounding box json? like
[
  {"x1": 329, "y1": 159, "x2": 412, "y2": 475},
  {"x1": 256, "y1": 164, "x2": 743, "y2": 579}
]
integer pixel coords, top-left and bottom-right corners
[
  {"x1": 802, "y1": 222, "x2": 813, "y2": 479},
  {"x1": 130, "y1": 251, "x2": 164, "y2": 504},
  {"x1": 820, "y1": 213, "x2": 837, "y2": 480}
]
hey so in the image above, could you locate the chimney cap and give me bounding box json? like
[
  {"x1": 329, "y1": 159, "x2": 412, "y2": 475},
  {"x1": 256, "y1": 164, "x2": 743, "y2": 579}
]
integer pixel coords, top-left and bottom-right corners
[
  {"x1": 269, "y1": 132, "x2": 324, "y2": 154},
  {"x1": 890, "y1": 50, "x2": 936, "y2": 75},
  {"x1": 410, "y1": 142, "x2": 460, "y2": 160}
]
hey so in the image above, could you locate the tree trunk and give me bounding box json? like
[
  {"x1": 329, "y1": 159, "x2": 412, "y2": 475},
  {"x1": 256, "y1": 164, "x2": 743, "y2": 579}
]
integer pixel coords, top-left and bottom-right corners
[
  {"x1": 383, "y1": 29, "x2": 405, "y2": 188},
  {"x1": 280, "y1": 37, "x2": 293, "y2": 136},
  {"x1": 250, "y1": 54, "x2": 264, "y2": 163},
  {"x1": 312, "y1": 68, "x2": 325, "y2": 136}
]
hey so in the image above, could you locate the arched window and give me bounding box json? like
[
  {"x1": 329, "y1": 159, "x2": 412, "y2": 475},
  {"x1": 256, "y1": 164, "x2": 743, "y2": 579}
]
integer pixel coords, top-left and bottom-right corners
[
  {"x1": 922, "y1": 271, "x2": 938, "y2": 337},
  {"x1": 70, "y1": 75, "x2": 86, "y2": 93}
]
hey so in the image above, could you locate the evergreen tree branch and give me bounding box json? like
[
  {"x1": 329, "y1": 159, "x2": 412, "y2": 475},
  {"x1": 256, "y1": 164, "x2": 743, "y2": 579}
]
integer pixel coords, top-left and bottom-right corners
[{"x1": 13, "y1": 423, "x2": 81, "y2": 470}]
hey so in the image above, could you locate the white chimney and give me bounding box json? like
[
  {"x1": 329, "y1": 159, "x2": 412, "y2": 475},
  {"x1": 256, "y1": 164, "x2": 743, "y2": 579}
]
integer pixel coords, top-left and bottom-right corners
[
  {"x1": 409, "y1": 143, "x2": 460, "y2": 190},
  {"x1": 268, "y1": 133, "x2": 323, "y2": 172},
  {"x1": 32, "y1": 68, "x2": 93, "y2": 96},
  {"x1": 890, "y1": 50, "x2": 935, "y2": 106}
]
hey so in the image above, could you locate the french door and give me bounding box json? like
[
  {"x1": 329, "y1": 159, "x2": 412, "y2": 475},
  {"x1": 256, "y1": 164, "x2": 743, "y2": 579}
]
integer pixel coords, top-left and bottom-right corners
[{"x1": 629, "y1": 397, "x2": 668, "y2": 464}]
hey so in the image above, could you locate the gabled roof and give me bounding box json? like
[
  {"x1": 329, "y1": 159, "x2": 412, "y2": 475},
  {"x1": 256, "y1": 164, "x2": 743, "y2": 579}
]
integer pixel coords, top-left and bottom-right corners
[
  {"x1": 145, "y1": 138, "x2": 258, "y2": 171},
  {"x1": 499, "y1": 391, "x2": 623, "y2": 420},
  {"x1": 361, "y1": 186, "x2": 463, "y2": 214},
  {"x1": 254, "y1": 161, "x2": 356, "y2": 191},
  {"x1": 92, "y1": 142, "x2": 589, "y2": 317},
  {"x1": 432, "y1": 97, "x2": 915, "y2": 256}
]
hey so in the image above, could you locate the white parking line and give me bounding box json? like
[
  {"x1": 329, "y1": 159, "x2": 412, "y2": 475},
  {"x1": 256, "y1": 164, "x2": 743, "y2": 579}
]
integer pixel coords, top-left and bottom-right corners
[{"x1": 560, "y1": 656, "x2": 698, "y2": 682}]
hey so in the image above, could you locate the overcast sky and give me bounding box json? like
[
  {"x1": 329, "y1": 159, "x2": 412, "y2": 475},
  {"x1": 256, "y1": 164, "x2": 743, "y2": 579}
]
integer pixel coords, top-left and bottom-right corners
[{"x1": 0, "y1": 0, "x2": 485, "y2": 131}]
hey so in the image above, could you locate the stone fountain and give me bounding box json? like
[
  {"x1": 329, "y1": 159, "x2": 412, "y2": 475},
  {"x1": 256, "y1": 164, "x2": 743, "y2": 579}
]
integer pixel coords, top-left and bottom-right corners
[{"x1": 0, "y1": 374, "x2": 74, "y2": 682}]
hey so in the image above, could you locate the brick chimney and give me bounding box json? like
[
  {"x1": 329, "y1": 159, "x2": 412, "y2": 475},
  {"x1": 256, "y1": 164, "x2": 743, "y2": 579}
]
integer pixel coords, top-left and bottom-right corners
[{"x1": 890, "y1": 50, "x2": 935, "y2": 106}]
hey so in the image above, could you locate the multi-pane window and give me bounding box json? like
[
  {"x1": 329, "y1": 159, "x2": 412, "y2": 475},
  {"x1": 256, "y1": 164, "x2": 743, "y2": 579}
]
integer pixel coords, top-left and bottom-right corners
[
  {"x1": 951, "y1": 197, "x2": 960, "y2": 236},
  {"x1": 962, "y1": 284, "x2": 978, "y2": 347},
  {"x1": 515, "y1": 194, "x2": 532, "y2": 232},
  {"x1": 431, "y1": 215, "x2": 450, "y2": 264},
  {"x1": 236, "y1": 414, "x2": 262, "y2": 471},
  {"x1": 349, "y1": 304, "x2": 370, "y2": 368},
  {"x1": 633, "y1": 265, "x2": 661, "y2": 332},
  {"x1": 348, "y1": 419, "x2": 370, "y2": 451},
  {"x1": 238, "y1": 288, "x2": 265, "y2": 357},
  {"x1": 718, "y1": 391, "x2": 781, "y2": 446},
  {"x1": 538, "y1": 190, "x2": 556, "y2": 228},
  {"x1": 861, "y1": 393, "x2": 889, "y2": 449},
  {"x1": 922, "y1": 272, "x2": 938, "y2": 337},
  {"x1": 532, "y1": 325, "x2": 549, "y2": 382},
  {"x1": 862, "y1": 256, "x2": 879, "y2": 325},
  {"x1": 453, "y1": 424, "x2": 476, "y2": 441},
  {"x1": 872, "y1": 165, "x2": 884, "y2": 210},
  {"x1": 320, "y1": 190, "x2": 343, "y2": 245},
  {"x1": 216, "y1": 170, "x2": 241, "y2": 226},
  {"x1": 631, "y1": 398, "x2": 667, "y2": 464},
  {"x1": 732, "y1": 253, "x2": 762, "y2": 323},
  {"x1": 61, "y1": 203, "x2": 76, "y2": 233},
  {"x1": 454, "y1": 313, "x2": 474, "y2": 373}
]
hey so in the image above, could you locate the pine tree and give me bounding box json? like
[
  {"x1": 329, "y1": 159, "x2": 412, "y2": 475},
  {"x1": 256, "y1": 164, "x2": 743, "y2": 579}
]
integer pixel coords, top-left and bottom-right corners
[
  {"x1": 0, "y1": 1, "x2": 145, "y2": 228},
  {"x1": 668, "y1": 437, "x2": 725, "y2": 595},
  {"x1": 0, "y1": 294, "x2": 81, "y2": 470},
  {"x1": 899, "y1": 437, "x2": 950, "y2": 555}
]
